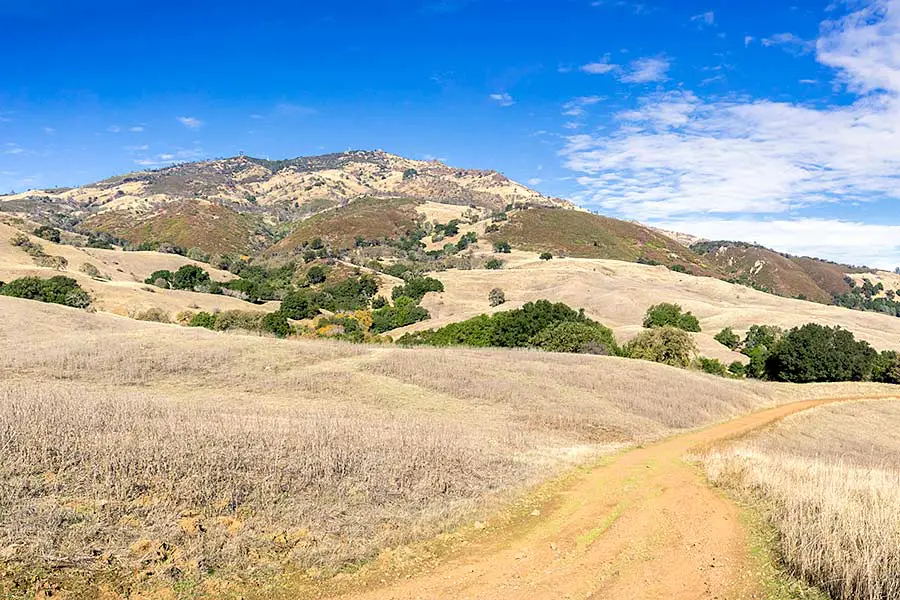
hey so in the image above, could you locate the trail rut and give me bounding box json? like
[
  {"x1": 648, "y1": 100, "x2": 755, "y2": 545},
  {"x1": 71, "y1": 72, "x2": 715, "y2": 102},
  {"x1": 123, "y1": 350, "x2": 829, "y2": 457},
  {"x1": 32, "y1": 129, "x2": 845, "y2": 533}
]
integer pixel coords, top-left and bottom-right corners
[{"x1": 330, "y1": 396, "x2": 889, "y2": 600}]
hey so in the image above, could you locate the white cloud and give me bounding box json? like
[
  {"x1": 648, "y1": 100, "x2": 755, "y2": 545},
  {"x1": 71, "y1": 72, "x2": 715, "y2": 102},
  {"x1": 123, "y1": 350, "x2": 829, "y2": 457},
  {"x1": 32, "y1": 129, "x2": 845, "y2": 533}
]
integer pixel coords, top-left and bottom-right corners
[
  {"x1": 489, "y1": 93, "x2": 515, "y2": 107},
  {"x1": 691, "y1": 11, "x2": 715, "y2": 27},
  {"x1": 527, "y1": 177, "x2": 543, "y2": 185},
  {"x1": 107, "y1": 125, "x2": 121, "y2": 133},
  {"x1": 657, "y1": 218, "x2": 900, "y2": 269},
  {"x1": 562, "y1": 95, "x2": 604, "y2": 117},
  {"x1": 177, "y1": 116, "x2": 203, "y2": 129},
  {"x1": 43, "y1": 127, "x2": 55, "y2": 134},
  {"x1": 129, "y1": 126, "x2": 144, "y2": 132},
  {"x1": 744, "y1": 35, "x2": 755, "y2": 46},
  {"x1": 620, "y1": 55, "x2": 671, "y2": 83},
  {"x1": 581, "y1": 59, "x2": 618, "y2": 74},
  {"x1": 158, "y1": 153, "x2": 175, "y2": 160},
  {"x1": 762, "y1": 32, "x2": 815, "y2": 55},
  {"x1": 560, "y1": 0, "x2": 900, "y2": 232}
]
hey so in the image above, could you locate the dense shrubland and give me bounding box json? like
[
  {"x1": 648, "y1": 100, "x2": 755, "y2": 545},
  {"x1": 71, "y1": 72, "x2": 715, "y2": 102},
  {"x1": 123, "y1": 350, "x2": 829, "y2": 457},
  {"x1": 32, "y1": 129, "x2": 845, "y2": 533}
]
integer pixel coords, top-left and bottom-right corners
[{"x1": 0, "y1": 276, "x2": 91, "y2": 308}]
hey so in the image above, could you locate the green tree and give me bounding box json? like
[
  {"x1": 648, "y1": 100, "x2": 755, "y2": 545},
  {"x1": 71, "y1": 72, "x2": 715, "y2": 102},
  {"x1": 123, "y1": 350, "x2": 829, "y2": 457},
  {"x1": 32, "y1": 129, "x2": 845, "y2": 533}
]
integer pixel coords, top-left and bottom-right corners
[
  {"x1": 728, "y1": 361, "x2": 747, "y2": 378},
  {"x1": 261, "y1": 311, "x2": 293, "y2": 338},
  {"x1": 281, "y1": 291, "x2": 319, "y2": 320},
  {"x1": 189, "y1": 312, "x2": 217, "y2": 329},
  {"x1": 696, "y1": 357, "x2": 728, "y2": 376},
  {"x1": 171, "y1": 265, "x2": 210, "y2": 291},
  {"x1": 493, "y1": 241, "x2": 512, "y2": 253},
  {"x1": 33, "y1": 225, "x2": 61, "y2": 243},
  {"x1": 371, "y1": 296, "x2": 430, "y2": 333},
  {"x1": 873, "y1": 350, "x2": 900, "y2": 384},
  {"x1": 642, "y1": 303, "x2": 701, "y2": 332},
  {"x1": 306, "y1": 265, "x2": 327, "y2": 285},
  {"x1": 624, "y1": 327, "x2": 697, "y2": 368},
  {"x1": 530, "y1": 321, "x2": 617, "y2": 355},
  {"x1": 485, "y1": 259, "x2": 504, "y2": 270},
  {"x1": 392, "y1": 276, "x2": 444, "y2": 302},
  {"x1": 765, "y1": 324, "x2": 876, "y2": 383},
  {"x1": 539, "y1": 252, "x2": 553, "y2": 261},
  {"x1": 714, "y1": 327, "x2": 741, "y2": 350},
  {"x1": 0, "y1": 276, "x2": 91, "y2": 308}
]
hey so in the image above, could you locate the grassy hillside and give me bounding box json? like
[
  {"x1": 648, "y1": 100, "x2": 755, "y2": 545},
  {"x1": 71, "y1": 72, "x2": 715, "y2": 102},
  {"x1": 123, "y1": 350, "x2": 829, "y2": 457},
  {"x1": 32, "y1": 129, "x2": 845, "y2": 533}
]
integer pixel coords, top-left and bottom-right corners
[
  {"x1": 692, "y1": 241, "x2": 871, "y2": 303},
  {"x1": 0, "y1": 295, "x2": 848, "y2": 598},
  {"x1": 489, "y1": 208, "x2": 718, "y2": 276},
  {"x1": 269, "y1": 197, "x2": 423, "y2": 255},
  {"x1": 82, "y1": 199, "x2": 265, "y2": 254}
]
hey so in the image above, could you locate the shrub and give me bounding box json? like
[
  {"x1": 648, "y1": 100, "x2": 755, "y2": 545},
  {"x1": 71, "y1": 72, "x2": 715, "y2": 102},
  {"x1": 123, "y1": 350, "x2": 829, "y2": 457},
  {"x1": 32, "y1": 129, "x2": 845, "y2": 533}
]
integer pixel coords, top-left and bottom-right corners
[
  {"x1": 539, "y1": 252, "x2": 553, "y2": 261},
  {"x1": 132, "y1": 308, "x2": 172, "y2": 323},
  {"x1": 642, "y1": 303, "x2": 701, "y2": 332},
  {"x1": 281, "y1": 291, "x2": 319, "y2": 320},
  {"x1": 765, "y1": 324, "x2": 876, "y2": 383},
  {"x1": 145, "y1": 270, "x2": 173, "y2": 286},
  {"x1": 873, "y1": 351, "x2": 900, "y2": 384},
  {"x1": 171, "y1": 265, "x2": 211, "y2": 291},
  {"x1": 321, "y1": 274, "x2": 379, "y2": 310},
  {"x1": 79, "y1": 262, "x2": 103, "y2": 279},
  {"x1": 306, "y1": 265, "x2": 327, "y2": 285},
  {"x1": 696, "y1": 357, "x2": 728, "y2": 377},
  {"x1": 261, "y1": 311, "x2": 293, "y2": 338},
  {"x1": 35, "y1": 255, "x2": 68, "y2": 271},
  {"x1": 0, "y1": 276, "x2": 91, "y2": 309},
  {"x1": 714, "y1": 327, "x2": 741, "y2": 350},
  {"x1": 485, "y1": 259, "x2": 504, "y2": 270},
  {"x1": 186, "y1": 247, "x2": 209, "y2": 262},
  {"x1": 371, "y1": 296, "x2": 430, "y2": 333},
  {"x1": 371, "y1": 296, "x2": 388, "y2": 310},
  {"x1": 493, "y1": 241, "x2": 512, "y2": 254},
  {"x1": 189, "y1": 312, "x2": 217, "y2": 329},
  {"x1": 33, "y1": 225, "x2": 61, "y2": 243},
  {"x1": 728, "y1": 361, "x2": 747, "y2": 378},
  {"x1": 392, "y1": 276, "x2": 444, "y2": 302},
  {"x1": 488, "y1": 288, "x2": 506, "y2": 307},
  {"x1": 624, "y1": 327, "x2": 697, "y2": 368},
  {"x1": 210, "y1": 310, "x2": 265, "y2": 332},
  {"x1": 530, "y1": 322, "x2": 617, "y2": 355},
  {"x1": 669, "y1": 264, "x2": 688, "y2": 274}
]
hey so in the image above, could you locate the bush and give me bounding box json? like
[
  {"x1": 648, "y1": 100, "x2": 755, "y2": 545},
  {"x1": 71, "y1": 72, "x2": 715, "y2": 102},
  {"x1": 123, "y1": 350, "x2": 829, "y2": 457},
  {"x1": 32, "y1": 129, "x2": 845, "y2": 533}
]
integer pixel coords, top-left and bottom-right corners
[
  {"x1": 261, "y1": 311, "x2": 293, "y2": 338},
  {"x1": 145, "y1": 270, "x2": 173, "y2": 286},
  {"x1": 371, "y1": 296, "x2": 388, "y2": 310},
  {"x1": 306, "y1": 265, "x2": 327, "y2": 285},
  {"x1": 209, "y1": 310, "x2": 265, "y2": 332},
  {"x1": 642, "y1": 303, "x2": 701, "y2": 332},
  {"x1": 873, "y1": 351, "x2": 900, "y2": 384},
  {"x1": 171, "y1": 265, "x2": 211, "y2": 291},
  {"x1": 485, "y1": 259, "x2": 504, "y2": 270},
  {"x1": 392, "y1": 276, "x2": 444, "y2": 302},
  {"x1": 696, "y1": 357, "x2": 728, "y2": 377},
  {"x1": 493, "y1": 241, "x2": 512, "y2": 254},
  {"x1": 488, "y1": 288, "x2": 506, "y2": 307},
  {"x1": 79, "y1": 262, "x2": 103, "y2": 279},
  {"x1": 539, "y1": 252, "x2": 553, "y2": 261},
  {"x1": 281, "y1": 291, "x2": 319, "y2": 320},
  {"x1": 530, "y1": 321, "x2": 617, "y2": 355},
  {"x1": 491, "y1": 300, "x2": 592, "y2": 348},
  {"x1": 33, "y1": 226, "x2": 61, "y2": 243},
  {"x1": 371, "y1": 296, "x2": 431, "y2": 333},
  {"x1": 132, "y1": 308, "x2": 172, "y2": 323},
  {"x1": 186, "y1": 247, "x2": 209, "y2": 262},
  {"x1": 765, "y1": 324, "x2": 876, "y2": 383},
  {"x1": 728, "y1": 361, "x2": 747, "y2": 378},
  {"x1": 714, "y1": 327, "x2": 741, "y2": 350},
  {"x1": 0, "y1": 276, "x2": 91, "y2": 309},
  {"x1": 189, "y1": 312, "x2": 217, "y2": 329},
  {"x1": 624, "y1": 327, "x2": 697, "y2": 368}
]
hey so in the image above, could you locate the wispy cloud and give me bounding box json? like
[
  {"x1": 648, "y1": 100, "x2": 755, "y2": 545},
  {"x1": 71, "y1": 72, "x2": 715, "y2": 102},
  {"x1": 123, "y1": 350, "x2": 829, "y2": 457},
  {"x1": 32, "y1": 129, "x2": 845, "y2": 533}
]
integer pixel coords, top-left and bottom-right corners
[
  {"x1": 562, "y1": 96, "x2": 604, "y2": 118},
  {"x1": 129, "y1": 126, "x2": 144, "y2": 133},
  {"x1": 489, "y1": 92, "x2": 516, "y2": 107},
  {"x1": 274, "y1": 103, "x2": 317, "y2": 116},
  {"x1": 107, "y1": 125, "x2": 121, "y2": 133},
  {"x1": 42, "y1": 127, "x2": 55, "y2": 134},
  {"x1": 176, "y1": 116, "x2": 203, "y2": 129},
  {"x1": 559, "y1": 0, "x2": 900, "y2": 266},
  {"x1": 691, "y1": 11, "x2": 715, "y2": 27},
  {"x1": 580, "y1": 57, "x2": 618, "y2": 74},
  {"x1": 762, "y1": 32, "x2": 815, "y2": 55},
  {"x1": 744, "y1": 35, "x2": 755, "y2": 47},
  {"x1": 620, "y1": 55, "x2": 670, "y2": 83},
  {"x1": 4, "y1": 143, "x2": 24, "y2": 155}
]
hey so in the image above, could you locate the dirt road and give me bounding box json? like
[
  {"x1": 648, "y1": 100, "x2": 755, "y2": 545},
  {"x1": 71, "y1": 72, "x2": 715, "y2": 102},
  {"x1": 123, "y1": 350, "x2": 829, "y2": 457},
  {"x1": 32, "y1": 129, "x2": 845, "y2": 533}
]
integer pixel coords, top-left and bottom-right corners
[{"x1": 331, "y1": 397, "x2": 868, "y2": 600}]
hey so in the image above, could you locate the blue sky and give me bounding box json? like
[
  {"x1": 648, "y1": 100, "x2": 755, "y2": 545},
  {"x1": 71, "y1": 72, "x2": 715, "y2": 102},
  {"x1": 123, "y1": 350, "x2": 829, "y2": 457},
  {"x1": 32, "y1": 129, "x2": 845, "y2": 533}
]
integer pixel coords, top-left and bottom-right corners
[{"x1": 3, "y1": 0, "x2": 900, "y2": 266}]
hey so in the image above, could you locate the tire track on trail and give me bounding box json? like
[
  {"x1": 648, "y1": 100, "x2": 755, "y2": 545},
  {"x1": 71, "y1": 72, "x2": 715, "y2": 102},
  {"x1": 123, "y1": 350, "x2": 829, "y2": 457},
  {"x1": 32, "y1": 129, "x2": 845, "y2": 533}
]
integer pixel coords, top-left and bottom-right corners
[{"x1": 326, "y1": 396, "x2": 895, "y2": 600}]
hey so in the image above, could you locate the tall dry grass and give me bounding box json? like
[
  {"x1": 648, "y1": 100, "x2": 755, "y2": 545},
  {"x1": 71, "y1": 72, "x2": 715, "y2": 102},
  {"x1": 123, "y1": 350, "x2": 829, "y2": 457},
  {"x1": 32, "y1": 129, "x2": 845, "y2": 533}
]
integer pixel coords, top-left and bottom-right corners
[
  {"x1": 0, "y1": 295, "x2": 883, "y2": 593},
  {"x1": 703, "y1": 400, "x2": 900, "y2": 600}
]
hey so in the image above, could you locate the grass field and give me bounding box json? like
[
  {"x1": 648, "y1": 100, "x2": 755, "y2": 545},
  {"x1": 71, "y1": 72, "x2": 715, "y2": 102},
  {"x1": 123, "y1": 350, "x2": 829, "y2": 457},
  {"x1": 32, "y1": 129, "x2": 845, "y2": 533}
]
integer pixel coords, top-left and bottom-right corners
[
  {"x1": 3, "y1": 295, "x2": 887, "y2": 597},
  {"x1": 703, "y1": 400, "x2": 900, "y2": 600}
]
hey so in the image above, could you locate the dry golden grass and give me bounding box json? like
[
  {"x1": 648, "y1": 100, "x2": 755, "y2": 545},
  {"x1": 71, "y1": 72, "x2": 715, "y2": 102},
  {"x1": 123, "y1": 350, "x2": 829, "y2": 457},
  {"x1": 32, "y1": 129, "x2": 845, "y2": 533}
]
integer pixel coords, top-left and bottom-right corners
[
  {"x1": 1, "y1": 294, "x2": 867, "y2": 597},
  {"x1": 702, "y1": 400, "x2": 900, "y2": 600}
]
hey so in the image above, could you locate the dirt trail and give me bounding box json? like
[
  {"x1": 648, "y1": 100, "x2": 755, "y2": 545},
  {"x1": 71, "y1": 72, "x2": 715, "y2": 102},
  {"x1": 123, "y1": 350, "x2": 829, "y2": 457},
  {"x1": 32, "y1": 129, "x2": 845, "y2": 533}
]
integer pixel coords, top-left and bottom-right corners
[{"x1": 332, "y1": 397, "x2": 881, "y2": 600}]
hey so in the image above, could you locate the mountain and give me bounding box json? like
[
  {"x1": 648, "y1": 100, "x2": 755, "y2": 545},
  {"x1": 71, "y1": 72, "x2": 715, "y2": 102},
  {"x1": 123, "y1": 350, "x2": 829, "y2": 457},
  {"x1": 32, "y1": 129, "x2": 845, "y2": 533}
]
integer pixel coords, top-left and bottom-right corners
[
  {"x1": 1, "y1": 151, "x2": 572, "y2": 255},
  {"x1": 690, "y1": 241, "x2": 871, "y2": 303}
]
